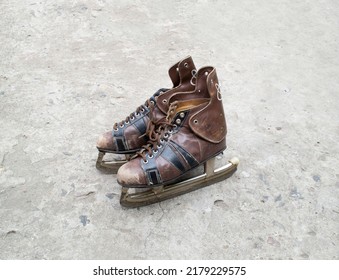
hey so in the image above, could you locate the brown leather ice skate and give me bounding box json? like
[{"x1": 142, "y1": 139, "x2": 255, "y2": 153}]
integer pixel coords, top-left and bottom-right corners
[
  {"x1": 117, "y1": 66, "x2": 239, "y2": 207},
  {"x1": 96, "y1": 56, "x2": 197, "y2": 172}
]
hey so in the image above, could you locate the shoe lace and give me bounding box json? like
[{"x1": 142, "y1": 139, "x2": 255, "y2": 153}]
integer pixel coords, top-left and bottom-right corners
[
  {"x1": 136, "y1": 101, "x2": 179, "y2": 162},
  {"x1": 113, "y1": 98, "x2": 156, "y2": 130}
]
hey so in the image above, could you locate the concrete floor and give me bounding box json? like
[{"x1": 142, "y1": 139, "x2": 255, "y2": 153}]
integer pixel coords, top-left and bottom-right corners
[{"x1": 0, "y1": 0, "x2": 338, "y2": 259}]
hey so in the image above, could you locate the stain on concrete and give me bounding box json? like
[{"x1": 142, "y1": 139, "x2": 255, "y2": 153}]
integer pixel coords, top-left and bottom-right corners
[
  {"x1": 274, "y1": 194, "x2": 282, "y2": 202},
  {"x1": 61, "y1": 189, "x2": 67, "y2": 196},
  {"x1": 79, "y1": 215, "x2": 89, "y2": 226},
  {"x1": 312, "y1": 175, "x2": 321, "y2": 182},
  {"x1": 289, "y1": 188, "x2": 303, "y2": 200},
  {"x1": 259, "y1": 174, "x2": 269, "y2": 186},
  {"x1": 267, "y1": 236, "x2": 281, "y2": 247},
  {"x1": 105, "y1": 193, "x2": 115, "y2": 199}
]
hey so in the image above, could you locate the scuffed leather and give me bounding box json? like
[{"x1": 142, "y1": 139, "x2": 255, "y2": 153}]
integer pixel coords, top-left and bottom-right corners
[
  {"x1": 156, "y1": 56, "x2": 196, "y2": 114},
  {"x1": 117, "y1": 66, "x2": 228, "y2": 187},
  {"x1": 189, "y1": 68, "x2": 227, "y2": 143}
]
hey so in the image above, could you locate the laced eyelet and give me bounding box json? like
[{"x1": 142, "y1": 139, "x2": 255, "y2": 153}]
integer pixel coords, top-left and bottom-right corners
[
  {"x1": 164, "y1": 133, "x2": 169, "y2": 138},
  {"x1": 160, "y1": 139, "x2": 164, "y2": 143},
  {"x1": 168, "y1": 129, "x2": 173, "y2": 134},
  {"x1": 120, "y1": 124, "x2": 124, "y2": 128},
  {"x1": 135, "y1": 112, "x2": 140, "y2": 117},
  {"x1": 148, "y1": 154, "x2": 154, "y2": 159},
  {"x1": 150, "y1": 100, "x2": 155, "y2": 105},
  {"x1": 131, "y1": 116, "x2": 135, "y2": 120},
  {"x1": 143, "y1": 159, "x2": 148, "y2": 164},
  {"x1": 125, "y1": 121, "x2": 130, "y2": 124},
  {"x1": 141, "y1": 108, "x2": 145, "y2": 112},
  {"x1": 157, "y1": 144, "x2": 162, "y2": 149},
  {"x1": 153, "y1": 149, "x2": 158, "y2": 154},
  {"x1": 113, "y1": 127, "x2": 119, "y2": 131}
]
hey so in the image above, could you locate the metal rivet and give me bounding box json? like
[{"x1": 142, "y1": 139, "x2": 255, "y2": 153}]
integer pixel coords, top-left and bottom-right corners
[
  {"x1": 179, "y1": 112, "x2": 185, "y2": 118},
  {"x1": 176, "y1": 119, "x2": 181, "y2": 125}
]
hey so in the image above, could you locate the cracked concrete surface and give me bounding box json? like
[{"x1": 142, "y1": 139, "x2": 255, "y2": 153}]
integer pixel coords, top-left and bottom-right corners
[{"x1": 0, "y1": 0, "x2": 338, "y2": 259}]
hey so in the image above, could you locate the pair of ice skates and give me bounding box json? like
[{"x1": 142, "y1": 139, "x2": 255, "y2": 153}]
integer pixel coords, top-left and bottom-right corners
[{"x1": 96, "y1": 56, "x2": 239, "y2": 207}]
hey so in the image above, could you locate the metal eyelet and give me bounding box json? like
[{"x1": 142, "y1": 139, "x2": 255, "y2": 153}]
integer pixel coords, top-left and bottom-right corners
[
  {"x1": 176, "y1": 119, "x2": 181, "y2": 125},
  {"x1": 173, "y1": 124, "x2": 177, "y2": 128},
  {"x1": 150, "y1": 100, "x2": 155, "y2": 105},
  {"x1": 193, "y1": 119, "x2": 198, "y2": 124},
  {"x1": 162, "y1": 99, "x2": 167, "y2": 103},
  {"x1": 157, "y1": 144, "x2": 162, "y2": 149},
  {"x1": 135, "y1": 112, "x2": 140, "y2": 117},
  {"x1": 153, "y1": 149, "x2": 158, "y2": 154},
  {"x1": 130, "y1": 116, "x2": 135, "y2": 120},
  {"x1": 141, "y1": 108, "x2": 145, "y2": 112},
  {"x1": 125, "y1": 121, "x2": 130, "y2": 124},
  {"x1": 179, "y1": 112, "x2": 185, "y2": 118},
  {"x1": 120, "y1": 124, "x2": 124, "y2": 128},
  {"x1": 148, "y1": 154, "x2": 154, "y2": 159},
  {"x1": 143, "y1": 159, "x2": 148, "y2": 164},
  {"x1": 160, "y1": 139, "x2": 164, "y2": 143},
  {"x1": 164, "y1": 133, "x2": 169, "y2": 138},
  {"x1": 205, "y1": 71, "x2": 209, "y2": 76},
  {"x1": 184, "y1": 62, "x2": 188, "y2": 68},
  {"x1": 113, "y1": 127, "x2": 119, "y2": 131},
  {"x1": 168, "y1": 129, "x2": 173, "y2": 134}
]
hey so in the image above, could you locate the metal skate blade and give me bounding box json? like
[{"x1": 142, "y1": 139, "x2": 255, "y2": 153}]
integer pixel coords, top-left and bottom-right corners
[
  {"x1": 96, "y1": 151, "x2": 131, "y2": 173},
  {"x1": 120, "y1": 157, "x2": 239, "y2": 208}
]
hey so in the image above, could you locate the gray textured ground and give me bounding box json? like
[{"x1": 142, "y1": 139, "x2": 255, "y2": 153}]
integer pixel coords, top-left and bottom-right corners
[{"x1": 0, "y1": 0, "x2": 338, "y2": 259}]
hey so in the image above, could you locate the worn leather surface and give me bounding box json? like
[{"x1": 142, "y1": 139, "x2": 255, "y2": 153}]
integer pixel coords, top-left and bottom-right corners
[
  {"x1": 156, "y1": 56, "x2": 196, "y2": 114},
  {"x1": 189, "y1": 68, "x2": 227, "y2": 143},
  {"x1": 117, "y1": 67, "x2": 228, "y2": 187},
  {"x1": 97, "y1": 56, "x2": 197, "y2": 152}
]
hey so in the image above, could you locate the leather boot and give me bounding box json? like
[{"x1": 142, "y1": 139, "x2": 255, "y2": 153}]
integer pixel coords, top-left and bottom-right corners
[
  {"x1": 96, "y1": 56, "x2": 197, "y2": 171},
  {"x1": 117, "y1": 66, "x2": 228, "y2": 188}
]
